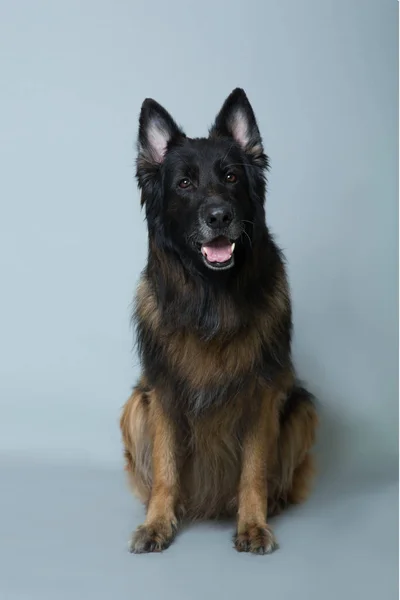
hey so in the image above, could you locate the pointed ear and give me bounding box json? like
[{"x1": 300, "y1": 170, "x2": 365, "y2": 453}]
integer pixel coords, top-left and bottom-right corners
[
  {"x1": 136, "y1": 99, "x2": 185, "y2": 205},
  {"x1": 138, "y1": 98, "x2": 185, "y2": 166},
  {"x1": 210, "y1": 88, "x2": 265, "y2": 162}
]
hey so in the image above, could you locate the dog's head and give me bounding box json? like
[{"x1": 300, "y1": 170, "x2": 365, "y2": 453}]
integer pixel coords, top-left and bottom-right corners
[{"x1": 136, "y1": 88, "x2": 269, "y2": 273}]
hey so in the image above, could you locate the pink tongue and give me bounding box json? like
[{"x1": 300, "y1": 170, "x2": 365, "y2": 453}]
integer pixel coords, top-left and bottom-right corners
[{"x1": 202, "y1": 238, "x2": 232, "y2": 263}]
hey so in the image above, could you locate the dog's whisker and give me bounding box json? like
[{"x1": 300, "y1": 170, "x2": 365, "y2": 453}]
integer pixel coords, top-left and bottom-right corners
[
  {"x1": 223, "y1": 162, "x2": 264, "y2": 170},
  {"x1": 220, "y1": 142, "x2": 236, "y2": 165},
  {"x1": 171, "y1": 149, "x2": 192, "y2": 171},
  {"x1": 241, "y1": 228, "x2": 253, "y2": 249}
]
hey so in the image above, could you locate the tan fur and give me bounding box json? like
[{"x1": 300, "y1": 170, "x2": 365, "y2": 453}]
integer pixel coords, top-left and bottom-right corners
[
  {"x1": 128, "y1": 89, "x2": 319, "y2": 554},
  {"x1": 121, "y1": 377, "x2": 318, "y2": 524},
  {"x1": 135, "y1": 268, "x2": 290, "y2": 391},
  {"x1": 122, "y1": 265, "x2": 318, "y2": 554},
  {"x1": 182, "y1": 402, "x2": 246, "y2": 519},
  {"x1": 237, "y1": 388, "x2": 282, "y2": 531},
  {"x1": 144, "y1": 396, "x2": 178, "y2": 529},
  {"x1": 120, "y1": 384, "x2": 152, "y2": 504}
]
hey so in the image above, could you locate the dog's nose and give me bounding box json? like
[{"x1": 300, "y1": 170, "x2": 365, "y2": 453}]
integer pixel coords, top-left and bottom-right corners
[{"x1": 204, "y1": 205, "x2": 233, "y2": 229}]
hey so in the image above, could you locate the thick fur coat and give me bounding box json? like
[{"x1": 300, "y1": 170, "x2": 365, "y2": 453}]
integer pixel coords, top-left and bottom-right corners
[{"x1": 121, "y1": 89, "x2": 318, "y2": 554}]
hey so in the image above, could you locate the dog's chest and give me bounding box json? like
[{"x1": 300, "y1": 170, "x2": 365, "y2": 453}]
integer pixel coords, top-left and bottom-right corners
[
  {"x1": 166, "y1": 328, "x2": 262, "y2": 388},
  {"x1": 180, "y1": 411, "x2": 244, "y2": 518}
]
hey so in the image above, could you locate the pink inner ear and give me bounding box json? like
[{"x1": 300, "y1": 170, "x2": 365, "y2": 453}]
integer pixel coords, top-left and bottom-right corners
[
  {"x1": 231, "y1": 109, "x2": 250, "y2": 149},
  {"x1": 147, "y1": 120, "x2": 170, "y2": 163}
]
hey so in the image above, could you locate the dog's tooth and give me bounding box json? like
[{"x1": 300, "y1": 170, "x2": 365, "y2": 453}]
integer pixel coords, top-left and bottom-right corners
[{"x1": 231, "y1": 243, "x2": 235, "y2": 252}]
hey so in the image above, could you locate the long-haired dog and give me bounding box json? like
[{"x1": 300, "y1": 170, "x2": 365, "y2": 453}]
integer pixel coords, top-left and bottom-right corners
[{"x1": 120, "y1": 88, "x2": 318, "y2": 554}]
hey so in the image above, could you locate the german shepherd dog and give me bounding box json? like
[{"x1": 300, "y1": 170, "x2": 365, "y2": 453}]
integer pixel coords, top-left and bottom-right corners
[{"x1": 120, "y1": 88, "x2": 318, "y2": 554}]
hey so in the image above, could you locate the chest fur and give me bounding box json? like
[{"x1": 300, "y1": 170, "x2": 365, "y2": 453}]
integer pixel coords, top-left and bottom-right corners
[{"x1": 179, "y1": 408, "x2": 245, "y2": 518}]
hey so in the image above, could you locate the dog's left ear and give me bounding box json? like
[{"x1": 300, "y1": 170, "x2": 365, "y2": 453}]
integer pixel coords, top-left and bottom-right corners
[{"x1": 210, "y1": 88, "x2": 265, "y2": 163}]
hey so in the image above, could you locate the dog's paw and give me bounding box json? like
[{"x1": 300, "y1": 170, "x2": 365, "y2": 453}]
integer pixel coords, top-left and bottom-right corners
[
  {"x1": 234, "y1": 523, "x2": 278, "y2": 555},
  {"x1": 129, "y1": 519, "x2": 177, "y2": 554}
]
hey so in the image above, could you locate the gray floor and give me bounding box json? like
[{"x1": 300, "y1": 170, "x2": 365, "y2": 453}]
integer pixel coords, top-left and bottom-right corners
[{"x1": 1, "y1": 457, "x2": 397, "y2": 600}]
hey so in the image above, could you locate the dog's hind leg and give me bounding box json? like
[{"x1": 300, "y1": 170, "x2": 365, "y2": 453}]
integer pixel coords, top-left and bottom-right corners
[
  {"x1": 120, "y1": 380, "x2": 153, "y2": 505},
  {"x1": 268, "y1": 387, "x2": 318, "y2": 517}
]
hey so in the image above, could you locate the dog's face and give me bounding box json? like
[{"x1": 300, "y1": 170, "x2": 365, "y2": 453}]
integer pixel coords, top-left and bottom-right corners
[{"x1": 136, "y1": 89, "x2": 269, "y2": 273}]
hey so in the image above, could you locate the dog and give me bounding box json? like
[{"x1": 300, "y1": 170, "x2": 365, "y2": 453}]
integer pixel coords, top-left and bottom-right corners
[{"x1": 120, "y1": 88, "x2": 318, "y2": 554}]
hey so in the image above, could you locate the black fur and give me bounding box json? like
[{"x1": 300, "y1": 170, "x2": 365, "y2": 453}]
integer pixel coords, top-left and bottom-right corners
[
  {"x1": 279, "y1": 387, "x2": 316, "y2": 425},
  {"x1": 134, "y1": 88, "x2": 293, "y2": 416}
]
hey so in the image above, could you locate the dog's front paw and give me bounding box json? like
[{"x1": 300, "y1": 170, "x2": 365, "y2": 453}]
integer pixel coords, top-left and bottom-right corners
[
  {"x1": 234, "y1": 523, "x2": 278, "y2": 555},
  {"x1": 129, "y1": 519, "x2": 177, "y2": 554}
]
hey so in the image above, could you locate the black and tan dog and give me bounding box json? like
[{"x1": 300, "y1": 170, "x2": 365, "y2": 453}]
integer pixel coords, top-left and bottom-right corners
[{"x1": 121, "y1": 88, "x2": 318, "y2": 554}]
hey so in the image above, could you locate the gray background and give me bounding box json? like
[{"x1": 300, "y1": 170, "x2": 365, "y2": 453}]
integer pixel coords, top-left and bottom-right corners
[{"x1": 0, "y1": 1, "x2": 398, "y2": 599}]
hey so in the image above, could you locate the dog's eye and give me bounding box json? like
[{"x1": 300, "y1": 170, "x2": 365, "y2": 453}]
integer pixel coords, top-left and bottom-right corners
[
  {"x1": 178, "y1": 178, "x2": 192, "y2": 189},
  {"x1": 225, "y1": 173, "x2": 237, "y2": 183}
]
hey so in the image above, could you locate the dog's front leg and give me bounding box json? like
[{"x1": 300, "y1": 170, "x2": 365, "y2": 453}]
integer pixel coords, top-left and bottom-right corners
[
  {"x1": 130, "y1": 394, "x2": 179, "y2": 553},
  {"x1": 234, "y1": 388, "x2": 281, "y2": 554}
]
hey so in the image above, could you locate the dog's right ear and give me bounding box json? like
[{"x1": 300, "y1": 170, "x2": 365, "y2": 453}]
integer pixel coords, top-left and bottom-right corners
[{"x1": 136, "y1": 99, "x2": 185, "y2": 202}]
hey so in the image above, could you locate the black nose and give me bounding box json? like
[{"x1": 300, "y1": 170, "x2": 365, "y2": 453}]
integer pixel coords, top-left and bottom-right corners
[{"x1": 204, "y1": 204, "x2": 233, "y2": 229}]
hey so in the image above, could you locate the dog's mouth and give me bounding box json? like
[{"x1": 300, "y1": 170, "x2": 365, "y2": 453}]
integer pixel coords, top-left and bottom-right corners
[{"x1": 200, "y1": 236, "x2": 235, "y2": 270}]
